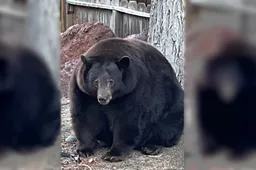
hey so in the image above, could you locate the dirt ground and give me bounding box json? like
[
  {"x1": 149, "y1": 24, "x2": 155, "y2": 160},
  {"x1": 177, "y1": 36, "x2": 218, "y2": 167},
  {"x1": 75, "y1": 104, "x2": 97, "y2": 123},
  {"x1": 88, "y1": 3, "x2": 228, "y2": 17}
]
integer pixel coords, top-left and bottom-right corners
[{"x1": 61, "y1": 98, "x2": 184, "y2": 170}]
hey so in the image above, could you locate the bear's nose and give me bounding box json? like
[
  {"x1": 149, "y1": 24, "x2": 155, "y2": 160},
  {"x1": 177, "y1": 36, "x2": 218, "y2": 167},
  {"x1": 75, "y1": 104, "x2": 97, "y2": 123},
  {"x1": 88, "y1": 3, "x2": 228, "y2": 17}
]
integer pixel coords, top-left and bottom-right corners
[{"x1": 98, "y1": 97, "x2": 107, "y2": 103}]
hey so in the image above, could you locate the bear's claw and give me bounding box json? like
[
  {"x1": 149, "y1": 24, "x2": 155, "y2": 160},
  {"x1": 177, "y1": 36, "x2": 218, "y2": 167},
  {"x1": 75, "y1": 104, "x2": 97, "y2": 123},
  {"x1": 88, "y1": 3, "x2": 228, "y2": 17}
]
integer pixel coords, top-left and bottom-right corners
[
  {"x1": 76, "y1": 148, "x2": 94, "y2": 158},
  {"x1": 140, "y1": 145, "x2": 162, "y2": 155},
  {"x1": 102, "y1": 151, "x2": 125, "y2": 162}
]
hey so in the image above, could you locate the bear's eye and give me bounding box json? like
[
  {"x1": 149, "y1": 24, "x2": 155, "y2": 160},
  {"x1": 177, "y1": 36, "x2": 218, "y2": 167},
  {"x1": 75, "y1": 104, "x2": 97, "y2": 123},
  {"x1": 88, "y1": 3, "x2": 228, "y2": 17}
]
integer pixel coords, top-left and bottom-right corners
[
  {"x1": 109, "y1": 79, "x2": 114, "y2": 86},
  {"x1": 93, "y1": 79, "x2": 99, "y2": 87}
]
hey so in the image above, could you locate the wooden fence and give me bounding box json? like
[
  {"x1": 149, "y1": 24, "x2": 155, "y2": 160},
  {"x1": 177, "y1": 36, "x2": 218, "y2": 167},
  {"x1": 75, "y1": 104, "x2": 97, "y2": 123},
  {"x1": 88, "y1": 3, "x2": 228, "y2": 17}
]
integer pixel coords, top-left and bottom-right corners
[{"x1": 60, "y1": 0, "x2": 151, "y2": 37}]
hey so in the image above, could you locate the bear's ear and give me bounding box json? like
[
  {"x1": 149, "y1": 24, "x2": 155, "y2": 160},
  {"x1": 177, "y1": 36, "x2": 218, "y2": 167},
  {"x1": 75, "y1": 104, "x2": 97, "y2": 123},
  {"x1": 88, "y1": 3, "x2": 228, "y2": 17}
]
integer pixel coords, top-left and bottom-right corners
[
  {"x1": 80, "y1": 55, "x2": 92, "y2": 68},
  {"x1": 118, "y1": 56, "x2": 130, "y2": 69}
]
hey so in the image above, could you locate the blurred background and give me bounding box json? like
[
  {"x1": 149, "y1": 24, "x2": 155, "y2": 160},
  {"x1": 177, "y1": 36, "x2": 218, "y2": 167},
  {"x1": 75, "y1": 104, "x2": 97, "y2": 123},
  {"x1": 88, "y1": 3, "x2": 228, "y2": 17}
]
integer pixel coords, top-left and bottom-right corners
[
  {"x1": 185, "y1": 0, "x2": 256, "y2": 169},
  {"x1": 0, "y1": 0, "x2": 60, "y2": 169}
]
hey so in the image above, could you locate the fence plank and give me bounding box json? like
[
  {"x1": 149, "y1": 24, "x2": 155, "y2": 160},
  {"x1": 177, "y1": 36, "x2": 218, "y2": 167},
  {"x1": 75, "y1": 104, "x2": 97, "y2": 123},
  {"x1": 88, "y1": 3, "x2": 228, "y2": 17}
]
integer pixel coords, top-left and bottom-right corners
[
  {"x1": 110, "y1": 9, "x2": 121, "y2": 34},
  {"x1": 66, "y1": 4, "x2": 74, "y2": 28},
  {"x1": 122, "y1": 13, "x2": 129, "y2": 36},
  {"x1": 120, "y1": 0, "x2": 128, "y2": 8},
  {"x1": 112, "y1": 0, "x2": 119, "y2": 6},
  {"x1": 66, "y1": 0, "x2": 149, "y2": 17},
  {"x1": 128, "y1": 0, "x2": 138, "y2": 11},
  {"x1": 137, "y1": 2, "x2": 146, "y2": 12},
  {"x1": 96, "y1": 0, "x2": 105, "y2": 4},
  {"x1": 60, "y1": 0, "x2": 66, "y2": 32}
]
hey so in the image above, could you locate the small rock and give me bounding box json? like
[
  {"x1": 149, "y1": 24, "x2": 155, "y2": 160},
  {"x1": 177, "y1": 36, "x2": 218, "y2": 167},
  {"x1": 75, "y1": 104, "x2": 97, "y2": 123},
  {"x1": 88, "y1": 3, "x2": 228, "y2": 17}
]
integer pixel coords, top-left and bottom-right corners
[
  {"x1": 88, "y1": 158, "x2": 96, "y2": 163},
  {"x1": 65, "y1": 135, "x2": 77, "y2": 143}
]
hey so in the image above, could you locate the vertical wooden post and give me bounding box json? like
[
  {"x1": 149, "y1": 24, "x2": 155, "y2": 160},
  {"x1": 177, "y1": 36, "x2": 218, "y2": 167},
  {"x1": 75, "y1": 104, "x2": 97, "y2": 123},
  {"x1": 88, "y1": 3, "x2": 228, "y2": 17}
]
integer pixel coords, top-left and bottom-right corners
[
  {"x1": 66, "y1": 3, "x2": 74, "y2": 29},
  {"x1": 60, "y1": 0, "x2": 66, "y2": 32},
  {"x1": 110, "y1": 0, "x2": 121, "y2": 36}
]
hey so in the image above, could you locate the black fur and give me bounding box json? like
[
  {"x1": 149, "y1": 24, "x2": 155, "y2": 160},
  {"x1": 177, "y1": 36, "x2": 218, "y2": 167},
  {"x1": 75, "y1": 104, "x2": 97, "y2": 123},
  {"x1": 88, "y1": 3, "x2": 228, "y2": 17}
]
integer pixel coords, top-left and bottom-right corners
[
  {"x1": 0, "y1": 42, "x2": 60, "y2": 154},
  {"x1": 70, "y1": 38, "x2": 184, "y2": 162},
  {"x1": 197, "y1": 40, "x2": 256, "y2": 158}
]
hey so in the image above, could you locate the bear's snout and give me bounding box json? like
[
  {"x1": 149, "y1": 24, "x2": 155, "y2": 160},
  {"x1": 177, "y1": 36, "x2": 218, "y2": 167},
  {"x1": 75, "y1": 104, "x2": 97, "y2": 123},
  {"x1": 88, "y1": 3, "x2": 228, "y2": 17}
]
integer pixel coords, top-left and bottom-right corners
[
  {"x1": 97, "y1": 94, "x2": 112, "y2": 105},
  {"x1": 97, "y1": 87, "x2": 112, "y2": 105}
]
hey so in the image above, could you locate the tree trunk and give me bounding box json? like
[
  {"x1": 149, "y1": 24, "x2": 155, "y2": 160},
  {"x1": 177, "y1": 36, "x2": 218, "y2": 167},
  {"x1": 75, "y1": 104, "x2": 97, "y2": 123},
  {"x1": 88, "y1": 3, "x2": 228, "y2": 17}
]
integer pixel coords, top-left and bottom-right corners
[
  {"x1": 148, "y1": 0, "x2": 185, "y2": 86},
  {"x1": 26, "y1": 0, "x2": 60, "y2": 86},
  {"x1": 26, "y1": 0, "x2": 61, "y2": 169}
]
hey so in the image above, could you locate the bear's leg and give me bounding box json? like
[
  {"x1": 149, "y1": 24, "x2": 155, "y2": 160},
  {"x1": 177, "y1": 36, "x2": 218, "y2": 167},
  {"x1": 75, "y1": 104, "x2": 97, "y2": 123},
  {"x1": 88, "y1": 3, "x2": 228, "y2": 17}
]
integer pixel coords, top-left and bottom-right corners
[
  {"x1": 73, "y1": 121, "x2": 98, "y2": 158},
  {"x1": 101, "y1": 121, "x2": 141, "y2": 162},
  {"x1": 154, "y1": 123, "x2": 183, "y2": 148},
  {"x1": 140, "y1": 111, "x2": 183, "y2": 153},
  {"x1": 138, "y1": 128, "x2": 180, "y2": 156},
  {"x1": 96, "y1": 128, "x2": 113, "y2": 148},
  {"x1": 72, "y1": 104, "x2": 109, "y2": 158},
  {"x1": 135, "y1": 124, "x2": 163, "y2": 155}
]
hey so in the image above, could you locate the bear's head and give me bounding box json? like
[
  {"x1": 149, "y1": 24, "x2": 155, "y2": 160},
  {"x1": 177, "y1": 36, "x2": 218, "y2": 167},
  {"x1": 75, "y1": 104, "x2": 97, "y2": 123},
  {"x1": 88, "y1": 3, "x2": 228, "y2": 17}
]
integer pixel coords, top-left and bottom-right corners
[
  {"x1": 203, "y1": 40, "x2": 256, "y2": 103},
  {"x1": 79, "y1": 55, "x2": 130, "y2": 105}
]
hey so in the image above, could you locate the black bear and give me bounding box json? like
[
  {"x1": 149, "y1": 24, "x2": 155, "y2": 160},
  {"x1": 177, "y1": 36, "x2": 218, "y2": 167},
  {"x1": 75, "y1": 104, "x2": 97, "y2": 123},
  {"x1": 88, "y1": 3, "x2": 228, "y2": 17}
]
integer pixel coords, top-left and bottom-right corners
[
  {"x1": 0, "y1": 42, "x2": 60, "y2": 155},
  {"x1": 196, "y1": 39, "x2": 256, "y2": 158},
  {"x1": 70, "y1": 38, "x2": 184, "y2": 162}
]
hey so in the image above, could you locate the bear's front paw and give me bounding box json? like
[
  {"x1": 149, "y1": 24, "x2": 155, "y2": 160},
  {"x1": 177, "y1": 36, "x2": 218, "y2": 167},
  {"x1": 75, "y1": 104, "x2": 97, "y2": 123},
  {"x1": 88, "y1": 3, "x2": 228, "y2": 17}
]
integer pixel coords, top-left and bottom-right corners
[
  {"x1": 76, "y1": 145, "x2": 94, "y2": 158},
  {"x1": 140, "y1": 145, "x2": 162, "y2": 155},
  {"x1": 102, "y1": 150, "x2": 125, "y2": 162}
]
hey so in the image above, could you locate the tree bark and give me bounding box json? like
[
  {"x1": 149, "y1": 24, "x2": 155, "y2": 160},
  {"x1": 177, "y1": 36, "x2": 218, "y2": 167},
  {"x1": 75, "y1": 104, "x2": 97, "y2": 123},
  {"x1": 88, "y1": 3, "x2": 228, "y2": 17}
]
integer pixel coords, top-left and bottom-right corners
[{"x1": 148, "y1": 0, "x2": 185, "y2": 86}]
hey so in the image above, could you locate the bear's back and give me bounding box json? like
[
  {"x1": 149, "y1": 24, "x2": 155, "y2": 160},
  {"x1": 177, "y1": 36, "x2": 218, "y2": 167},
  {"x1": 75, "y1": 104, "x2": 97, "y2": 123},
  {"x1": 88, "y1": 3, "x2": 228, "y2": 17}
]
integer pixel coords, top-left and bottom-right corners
[{"x1": 83, "y1": 38, "x2": 178, "y2": 82}]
